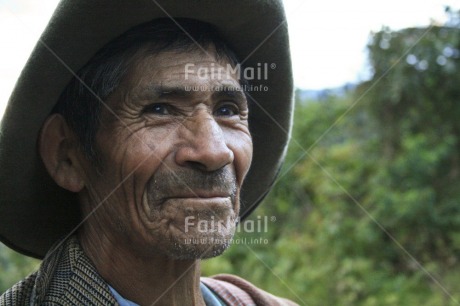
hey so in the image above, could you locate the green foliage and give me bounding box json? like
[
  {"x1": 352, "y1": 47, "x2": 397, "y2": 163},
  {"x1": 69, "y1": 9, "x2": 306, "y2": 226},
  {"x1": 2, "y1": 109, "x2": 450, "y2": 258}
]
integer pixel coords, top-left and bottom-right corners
[
  {"x1": 0, "y1": 244, "x2": 39, "y2": 293},
  {"x1": 203, "y1": 9, "x2": 460, "y2": 306},
  {"x1": 361, "y1": 11, "x2": 460, "y2": 272}
]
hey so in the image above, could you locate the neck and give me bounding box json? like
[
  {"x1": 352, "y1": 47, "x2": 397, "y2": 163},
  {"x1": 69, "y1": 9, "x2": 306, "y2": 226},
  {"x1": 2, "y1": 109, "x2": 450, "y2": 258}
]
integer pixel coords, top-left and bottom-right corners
[{"x1": 78, "y1": 225, "x2": 204, "y2": 306}]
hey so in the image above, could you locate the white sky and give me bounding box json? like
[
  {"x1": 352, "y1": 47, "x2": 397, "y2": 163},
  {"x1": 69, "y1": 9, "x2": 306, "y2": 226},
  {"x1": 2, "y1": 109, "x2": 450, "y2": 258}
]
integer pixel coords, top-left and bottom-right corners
[
  {"x1": 283, "y1": 0, "x2": 458, "y2": 89},
  {"x1": 0, "y1": 0, "x2": 458, "y2": 118}
]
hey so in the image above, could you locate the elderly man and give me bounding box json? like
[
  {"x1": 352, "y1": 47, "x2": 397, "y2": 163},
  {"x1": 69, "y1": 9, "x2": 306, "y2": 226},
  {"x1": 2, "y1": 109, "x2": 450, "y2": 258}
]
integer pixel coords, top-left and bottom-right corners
[{"x1": 0, "y1": 0, "x2": 294, "y2": 305}]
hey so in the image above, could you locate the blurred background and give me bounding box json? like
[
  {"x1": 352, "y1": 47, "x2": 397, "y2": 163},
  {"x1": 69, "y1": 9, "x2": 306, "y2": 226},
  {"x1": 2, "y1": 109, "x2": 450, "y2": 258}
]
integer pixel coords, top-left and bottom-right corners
[{"x1": 1, "y1": 0, "x2": 460, "y2": 305}]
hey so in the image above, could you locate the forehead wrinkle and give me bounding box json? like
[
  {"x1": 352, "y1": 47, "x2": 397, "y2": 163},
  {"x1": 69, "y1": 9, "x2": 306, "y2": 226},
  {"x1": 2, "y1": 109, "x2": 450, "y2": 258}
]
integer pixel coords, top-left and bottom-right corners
[{"x1": 135, "y1": 84, "x2": 195, "y2": 100}]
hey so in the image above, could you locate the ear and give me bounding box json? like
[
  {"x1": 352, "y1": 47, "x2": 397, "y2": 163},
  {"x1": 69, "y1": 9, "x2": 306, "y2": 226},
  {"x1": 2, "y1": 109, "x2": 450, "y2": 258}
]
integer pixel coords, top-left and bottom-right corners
[{"x1": 39, "y1": 114, "x2": 85, "y2": 192}]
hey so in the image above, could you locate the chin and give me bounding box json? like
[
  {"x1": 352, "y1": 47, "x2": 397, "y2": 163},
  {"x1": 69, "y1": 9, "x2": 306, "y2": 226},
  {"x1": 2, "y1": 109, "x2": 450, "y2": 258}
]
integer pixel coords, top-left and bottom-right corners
[{"x1": 163, "y1": 227, "x2": 237, "y2": 260}]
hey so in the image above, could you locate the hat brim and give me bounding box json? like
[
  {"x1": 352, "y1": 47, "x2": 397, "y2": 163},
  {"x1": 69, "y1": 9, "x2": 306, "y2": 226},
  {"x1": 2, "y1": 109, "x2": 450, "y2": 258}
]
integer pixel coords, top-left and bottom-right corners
[{"x1": 0, "y1": 0, "x2": 293, "y2": 258}]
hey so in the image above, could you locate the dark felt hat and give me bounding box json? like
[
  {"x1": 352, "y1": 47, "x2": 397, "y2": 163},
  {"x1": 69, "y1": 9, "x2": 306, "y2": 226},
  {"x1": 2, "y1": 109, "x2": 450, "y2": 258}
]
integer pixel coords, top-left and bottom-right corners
[{"x1": 0, "y1": 0, "x2": 293, "y2": 258}]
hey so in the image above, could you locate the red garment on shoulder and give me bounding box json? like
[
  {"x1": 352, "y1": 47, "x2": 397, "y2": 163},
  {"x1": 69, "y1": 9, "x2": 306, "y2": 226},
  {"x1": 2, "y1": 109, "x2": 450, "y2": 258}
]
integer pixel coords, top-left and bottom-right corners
[{"x1": 201, "y1": 274, "x2": 299, "y2": 306}]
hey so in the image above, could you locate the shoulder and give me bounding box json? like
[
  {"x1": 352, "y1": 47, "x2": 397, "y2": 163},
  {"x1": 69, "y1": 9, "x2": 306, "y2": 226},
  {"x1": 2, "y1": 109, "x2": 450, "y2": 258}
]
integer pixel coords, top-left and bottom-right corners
[
  {"x1": 0, "y1": 272, "x2": 37, "y2": 306},
  {"x1": 1, "y1": 237, "x2": 117, "y2": 305},
  {"x1": 201, "y1": 274, "x2": 299, "y2": 306}
]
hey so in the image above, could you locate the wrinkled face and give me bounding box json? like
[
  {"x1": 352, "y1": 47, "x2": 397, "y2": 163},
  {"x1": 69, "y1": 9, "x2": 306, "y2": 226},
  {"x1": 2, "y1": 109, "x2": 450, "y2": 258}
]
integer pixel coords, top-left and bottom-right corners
[{"x1": 79, "y1": 49, "x2": 252, "y2": 259}]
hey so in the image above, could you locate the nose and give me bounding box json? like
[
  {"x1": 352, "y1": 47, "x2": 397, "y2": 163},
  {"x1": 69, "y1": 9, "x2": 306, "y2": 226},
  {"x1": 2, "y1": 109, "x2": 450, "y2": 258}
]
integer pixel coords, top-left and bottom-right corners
[{"x1": 175, "y1": 114, "x2": 234, "y2": 172}]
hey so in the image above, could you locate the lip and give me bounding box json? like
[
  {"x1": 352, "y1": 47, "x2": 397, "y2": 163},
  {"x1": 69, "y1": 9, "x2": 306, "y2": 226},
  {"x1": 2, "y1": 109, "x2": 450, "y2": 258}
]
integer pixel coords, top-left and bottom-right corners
[
  {"x1": 163, "y1": 190, "x2": 231, "y2": 200},
  {"x1": 162, "y1": 196, "x2": 232, "y2": 207}
]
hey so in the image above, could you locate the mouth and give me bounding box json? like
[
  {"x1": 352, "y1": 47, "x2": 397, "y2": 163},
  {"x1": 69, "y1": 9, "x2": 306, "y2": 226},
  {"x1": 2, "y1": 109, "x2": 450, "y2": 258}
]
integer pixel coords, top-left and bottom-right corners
[
  {"x1": 162, "y1": 189, "x2": 232, "y2": 200},
  {"x1": 156, "y1": 188, "x2": 235, "y2": 211},
  {"x1": 146, "y1": 167, "x2": 238, "y2": 206},
  {"x1": 161, "y1": 196, "x2": 233, "y2": 209}
]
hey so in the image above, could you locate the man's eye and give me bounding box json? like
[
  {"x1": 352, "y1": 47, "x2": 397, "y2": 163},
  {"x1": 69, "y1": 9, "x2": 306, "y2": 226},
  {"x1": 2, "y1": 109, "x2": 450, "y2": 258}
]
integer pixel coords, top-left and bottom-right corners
[
  {"x1": 214, "y1": 104, "x2": 239, "y2": 117},
  {"x1": 143, "y1": 103, "x2": 170, "y2": 115}
]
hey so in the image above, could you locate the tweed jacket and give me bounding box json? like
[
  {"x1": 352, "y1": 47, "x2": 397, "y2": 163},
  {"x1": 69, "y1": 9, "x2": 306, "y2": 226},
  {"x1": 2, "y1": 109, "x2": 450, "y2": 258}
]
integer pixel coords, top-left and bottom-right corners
[
  {"x1": 0, "y1": 237, "x2": 298, "y2": 306},
  {"x1": 0, "y1": 237, "x2": 118, "y2": 305}
]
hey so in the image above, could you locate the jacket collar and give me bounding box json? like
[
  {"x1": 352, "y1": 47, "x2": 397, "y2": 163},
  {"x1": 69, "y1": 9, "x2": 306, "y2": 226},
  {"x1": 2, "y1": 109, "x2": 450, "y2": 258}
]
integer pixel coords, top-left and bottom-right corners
[{"x1": 31, "y1": 236, "x2": 118, "y2": 305}]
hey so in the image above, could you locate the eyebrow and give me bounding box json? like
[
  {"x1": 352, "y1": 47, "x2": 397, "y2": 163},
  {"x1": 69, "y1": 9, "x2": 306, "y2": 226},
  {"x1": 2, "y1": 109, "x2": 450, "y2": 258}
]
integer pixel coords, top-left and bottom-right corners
[
  {"x1": 137, "y1": 84, "x2": 247, "y2": 102},
  {"x1": 138, "y1": 85, "x2": 190, "y2": 99},
  {"x1": 211, "y1": 86, "x2": 247, "y2": 102}
]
